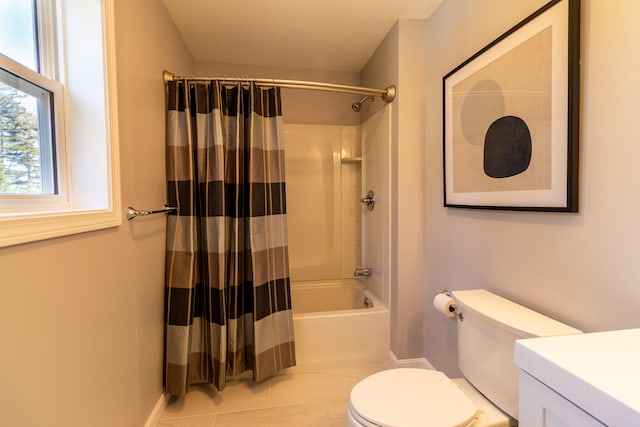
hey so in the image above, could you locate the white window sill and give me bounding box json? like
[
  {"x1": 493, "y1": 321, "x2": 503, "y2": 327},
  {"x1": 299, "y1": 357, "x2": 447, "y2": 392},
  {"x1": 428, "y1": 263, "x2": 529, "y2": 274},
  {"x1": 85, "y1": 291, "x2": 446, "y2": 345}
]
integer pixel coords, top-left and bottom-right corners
[{"x1": 0, "y1": 208, "x2": 122, "y2": 247}]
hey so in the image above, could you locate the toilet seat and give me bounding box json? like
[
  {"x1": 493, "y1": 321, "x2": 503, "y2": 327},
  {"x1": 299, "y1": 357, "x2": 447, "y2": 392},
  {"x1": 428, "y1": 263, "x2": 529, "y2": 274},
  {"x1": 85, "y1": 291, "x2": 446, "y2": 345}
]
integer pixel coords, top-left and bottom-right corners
[{"x1": 349, "y1": 368, "x2": 478, "y2": 427}]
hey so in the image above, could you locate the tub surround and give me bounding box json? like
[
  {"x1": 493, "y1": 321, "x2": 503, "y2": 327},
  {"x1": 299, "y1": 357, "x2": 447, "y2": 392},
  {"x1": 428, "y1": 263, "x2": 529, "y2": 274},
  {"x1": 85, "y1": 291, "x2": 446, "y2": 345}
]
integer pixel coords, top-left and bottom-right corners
[{"x1": 284, "y1": 123, "x2": 362, "y2": 282}]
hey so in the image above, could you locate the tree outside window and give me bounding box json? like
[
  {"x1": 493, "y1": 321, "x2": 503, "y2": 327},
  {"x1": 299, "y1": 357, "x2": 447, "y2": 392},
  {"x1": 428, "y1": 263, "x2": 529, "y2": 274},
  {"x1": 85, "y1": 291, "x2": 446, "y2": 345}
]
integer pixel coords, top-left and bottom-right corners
[{"x1": 0, "y1": 83, "x2": 41, "y2": 194}]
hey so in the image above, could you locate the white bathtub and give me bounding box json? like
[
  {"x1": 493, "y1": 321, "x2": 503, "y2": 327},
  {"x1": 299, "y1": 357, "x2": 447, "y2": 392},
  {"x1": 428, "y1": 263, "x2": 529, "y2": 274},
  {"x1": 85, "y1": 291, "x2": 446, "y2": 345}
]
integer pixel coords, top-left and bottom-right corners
[{"x1": 291, "y1": 279, "x2": 390, "y2": 366}]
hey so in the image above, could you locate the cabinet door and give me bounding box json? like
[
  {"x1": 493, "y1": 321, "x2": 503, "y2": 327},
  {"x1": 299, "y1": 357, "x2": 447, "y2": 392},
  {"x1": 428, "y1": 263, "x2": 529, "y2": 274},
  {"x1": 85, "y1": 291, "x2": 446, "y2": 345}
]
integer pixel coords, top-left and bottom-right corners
[{"x1": 519, "y1": 371, "x2": 605, "y2": 427}]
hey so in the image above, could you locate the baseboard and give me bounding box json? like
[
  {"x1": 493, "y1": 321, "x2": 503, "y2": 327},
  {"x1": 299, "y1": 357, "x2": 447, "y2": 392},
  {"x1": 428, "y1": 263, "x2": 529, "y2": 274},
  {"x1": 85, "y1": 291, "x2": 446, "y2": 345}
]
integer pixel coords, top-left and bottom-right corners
[
  {"x1": 388, "y1": 351, "x2": 435, "y2": 370},
  {"x1": 143, "y1": 392, "x2": 170, "y2": 427}
]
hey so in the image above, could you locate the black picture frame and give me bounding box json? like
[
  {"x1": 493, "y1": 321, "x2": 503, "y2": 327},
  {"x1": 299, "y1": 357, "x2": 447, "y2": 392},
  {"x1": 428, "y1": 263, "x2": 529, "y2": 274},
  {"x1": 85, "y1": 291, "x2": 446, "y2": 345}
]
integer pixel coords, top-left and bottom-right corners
[{"x1": 443, "y1": 0, "x2": 580, "y2": 212}]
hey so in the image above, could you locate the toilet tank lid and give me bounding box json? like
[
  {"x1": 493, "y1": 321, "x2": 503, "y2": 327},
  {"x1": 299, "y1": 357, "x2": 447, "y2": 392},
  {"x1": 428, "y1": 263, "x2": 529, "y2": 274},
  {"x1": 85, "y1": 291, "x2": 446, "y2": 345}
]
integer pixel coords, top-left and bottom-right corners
[{"x1": 452, "y1": 289, "x2": 582, "y2": 338}]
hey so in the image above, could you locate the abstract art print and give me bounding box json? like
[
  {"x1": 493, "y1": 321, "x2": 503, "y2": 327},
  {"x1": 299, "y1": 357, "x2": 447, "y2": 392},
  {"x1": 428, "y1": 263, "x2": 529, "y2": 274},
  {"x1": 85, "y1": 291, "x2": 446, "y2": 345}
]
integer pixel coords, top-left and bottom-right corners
[{"x1": 443, "y1": 0, "x2": 580, "y2": 211}]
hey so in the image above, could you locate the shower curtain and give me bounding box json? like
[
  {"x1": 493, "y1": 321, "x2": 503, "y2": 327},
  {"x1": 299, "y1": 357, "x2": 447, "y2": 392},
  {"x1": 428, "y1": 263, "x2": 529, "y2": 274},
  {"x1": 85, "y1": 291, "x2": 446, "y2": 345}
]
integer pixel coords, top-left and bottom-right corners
[{"x1": 164, "y1": 79, "x2": 296, "y2": 396}]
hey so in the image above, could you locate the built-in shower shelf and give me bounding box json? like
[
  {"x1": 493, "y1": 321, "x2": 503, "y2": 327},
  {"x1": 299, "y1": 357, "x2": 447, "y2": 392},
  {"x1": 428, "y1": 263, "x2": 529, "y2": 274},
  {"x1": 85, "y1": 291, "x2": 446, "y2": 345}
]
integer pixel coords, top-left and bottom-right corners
[{"x1": 341, "y1": 157, "x2": 362, "y2": 164}]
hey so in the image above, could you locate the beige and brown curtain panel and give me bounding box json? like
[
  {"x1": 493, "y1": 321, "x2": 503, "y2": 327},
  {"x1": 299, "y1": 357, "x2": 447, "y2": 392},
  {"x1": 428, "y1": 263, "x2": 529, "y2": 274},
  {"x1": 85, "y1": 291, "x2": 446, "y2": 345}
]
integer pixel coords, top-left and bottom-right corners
[{"x1": 164, "y1": 80, "x2": 296, "y2": 396}]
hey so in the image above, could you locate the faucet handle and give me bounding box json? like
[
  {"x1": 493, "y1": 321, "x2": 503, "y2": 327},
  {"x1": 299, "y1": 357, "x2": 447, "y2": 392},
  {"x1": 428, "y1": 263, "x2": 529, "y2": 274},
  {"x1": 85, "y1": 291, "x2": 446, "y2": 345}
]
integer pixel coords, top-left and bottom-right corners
[
  {"x1": 361, "y1": 190, "x2": 375, "y2": 211},
  {"x1": 354, "y1": 267, "x2": 372, "y2": 277}
]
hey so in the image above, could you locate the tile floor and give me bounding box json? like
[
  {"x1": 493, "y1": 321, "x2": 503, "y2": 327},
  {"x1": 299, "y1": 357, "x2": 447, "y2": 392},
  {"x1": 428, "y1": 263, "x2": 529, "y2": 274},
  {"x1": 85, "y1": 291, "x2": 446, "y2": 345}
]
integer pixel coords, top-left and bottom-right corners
[{"x1": 158, "y1": 362, "x2": 389, "y2": 427}]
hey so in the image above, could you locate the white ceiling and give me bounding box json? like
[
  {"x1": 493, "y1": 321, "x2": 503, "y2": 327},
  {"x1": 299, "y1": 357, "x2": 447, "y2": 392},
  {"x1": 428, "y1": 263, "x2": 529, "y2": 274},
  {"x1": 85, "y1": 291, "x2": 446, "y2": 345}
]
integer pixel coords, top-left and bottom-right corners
[{"x1": 162, "y1": 0, "x2": 443, "y2": 73}]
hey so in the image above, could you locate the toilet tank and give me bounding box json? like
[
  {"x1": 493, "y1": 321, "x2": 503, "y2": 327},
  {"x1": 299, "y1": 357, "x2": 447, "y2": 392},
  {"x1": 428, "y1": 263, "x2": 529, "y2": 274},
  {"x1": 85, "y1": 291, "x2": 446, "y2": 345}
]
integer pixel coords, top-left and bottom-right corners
[{"x1": 451, "y1": 289, "x2": 581, "y2": 420}]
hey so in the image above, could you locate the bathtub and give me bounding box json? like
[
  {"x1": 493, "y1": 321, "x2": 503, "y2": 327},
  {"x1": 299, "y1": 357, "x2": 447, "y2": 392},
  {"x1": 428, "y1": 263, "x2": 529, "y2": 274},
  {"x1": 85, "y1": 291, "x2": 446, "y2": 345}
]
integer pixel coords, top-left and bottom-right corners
[{"x1": 291, "y1": 279, "x2": 390, "y2": 366}]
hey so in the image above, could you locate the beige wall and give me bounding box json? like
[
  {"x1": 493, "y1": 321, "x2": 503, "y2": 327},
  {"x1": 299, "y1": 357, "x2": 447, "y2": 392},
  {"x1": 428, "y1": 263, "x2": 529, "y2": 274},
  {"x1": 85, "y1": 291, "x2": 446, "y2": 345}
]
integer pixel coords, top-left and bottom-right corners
[
  {"x1": 361, "y1": 21, "x2": 428, "y2": 359},
  {"x1": 195, "y1": 62, "x2": 362, "y2": 126},
  {"x1": 116, "y1": 0, "x2": 194, "y2": 422},
  {"x1": 0, "y1": 1, "x2": 193, "y2": 426},
  {"x1": 424, "y1": 0, "x2": 640, "y2": 376}
]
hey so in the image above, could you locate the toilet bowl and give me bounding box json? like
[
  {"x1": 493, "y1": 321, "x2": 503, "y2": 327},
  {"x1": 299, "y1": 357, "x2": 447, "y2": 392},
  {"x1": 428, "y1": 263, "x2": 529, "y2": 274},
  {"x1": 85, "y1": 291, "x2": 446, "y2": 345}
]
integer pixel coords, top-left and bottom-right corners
[
  {"x1": 347, "y1": 368, "x2": 514, "y2": 427},
  {"x1": 346, "y1": 289, "x2": 582, "y2": 427}
]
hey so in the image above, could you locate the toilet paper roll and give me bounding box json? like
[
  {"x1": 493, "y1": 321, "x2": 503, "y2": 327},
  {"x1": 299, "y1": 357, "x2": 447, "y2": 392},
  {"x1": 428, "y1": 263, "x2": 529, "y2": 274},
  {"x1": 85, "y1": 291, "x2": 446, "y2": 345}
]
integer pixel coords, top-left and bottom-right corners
[{"x1": 433, "y1": 293, "x2": 457, "y2": 318}]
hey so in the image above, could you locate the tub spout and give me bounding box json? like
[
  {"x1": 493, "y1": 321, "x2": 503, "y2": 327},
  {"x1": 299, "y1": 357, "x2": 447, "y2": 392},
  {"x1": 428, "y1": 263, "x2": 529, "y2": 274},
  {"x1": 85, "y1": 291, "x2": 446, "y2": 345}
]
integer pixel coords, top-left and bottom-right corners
[{"x1": 354, "y1": 268, "x2": 372, "y2": 277}]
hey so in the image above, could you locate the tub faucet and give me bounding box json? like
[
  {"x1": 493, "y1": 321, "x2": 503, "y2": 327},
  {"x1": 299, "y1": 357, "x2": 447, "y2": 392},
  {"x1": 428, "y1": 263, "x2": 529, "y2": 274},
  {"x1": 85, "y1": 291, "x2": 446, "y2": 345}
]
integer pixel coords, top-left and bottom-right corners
[{"x1": 354, "y1": 267, "x2": 372, "y2": 277}]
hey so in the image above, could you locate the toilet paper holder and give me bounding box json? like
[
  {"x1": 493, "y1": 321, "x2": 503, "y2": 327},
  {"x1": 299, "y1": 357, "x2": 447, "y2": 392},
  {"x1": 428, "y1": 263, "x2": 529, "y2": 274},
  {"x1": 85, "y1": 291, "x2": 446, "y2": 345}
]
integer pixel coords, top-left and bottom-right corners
[{"x1": 437, "y1": 290, "x2": 463, "y2": 321}]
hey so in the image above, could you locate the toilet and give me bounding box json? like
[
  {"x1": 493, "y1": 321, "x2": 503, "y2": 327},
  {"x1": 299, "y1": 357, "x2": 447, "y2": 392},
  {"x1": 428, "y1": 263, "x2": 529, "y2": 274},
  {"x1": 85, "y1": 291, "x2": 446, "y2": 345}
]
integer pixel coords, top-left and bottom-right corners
[{"x1": 347, "y1": 289, "x2": 582, "y2": 426}]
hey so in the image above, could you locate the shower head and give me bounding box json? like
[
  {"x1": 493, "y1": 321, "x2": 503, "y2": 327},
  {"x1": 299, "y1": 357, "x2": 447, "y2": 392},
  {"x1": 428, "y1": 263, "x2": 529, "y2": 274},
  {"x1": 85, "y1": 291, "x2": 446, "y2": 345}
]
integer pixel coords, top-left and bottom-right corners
[{"x1": 352, "y1": 96, "x2": 374, "y2": 112}]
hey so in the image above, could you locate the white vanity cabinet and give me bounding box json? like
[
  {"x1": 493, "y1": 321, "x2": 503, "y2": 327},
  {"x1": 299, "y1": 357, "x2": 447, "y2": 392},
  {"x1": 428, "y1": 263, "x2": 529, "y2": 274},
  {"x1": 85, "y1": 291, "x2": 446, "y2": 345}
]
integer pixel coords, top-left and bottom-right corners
[
  {"x1": 514, "y1": 329, "x2": 640, "y2": 427},
  {"x1": 518, "y1": 371, "x2": 604, "y2": 426}
]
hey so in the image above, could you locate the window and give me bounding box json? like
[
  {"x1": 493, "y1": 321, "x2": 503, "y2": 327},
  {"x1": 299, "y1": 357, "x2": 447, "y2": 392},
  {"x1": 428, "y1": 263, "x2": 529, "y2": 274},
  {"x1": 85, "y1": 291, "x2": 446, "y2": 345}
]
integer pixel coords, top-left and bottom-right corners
[
  {"x1": 0, "y1": 0, "x2": 121, "y2": 247},
  {"x1": 0, "y1": 69, "x2": 56, "y2": 195},
  {"x1": 0, "y1": 1, "x2": 38, "y2": 72},
  {"x1": 0, "y1": 0, "x2": 65, "y2": 200}
]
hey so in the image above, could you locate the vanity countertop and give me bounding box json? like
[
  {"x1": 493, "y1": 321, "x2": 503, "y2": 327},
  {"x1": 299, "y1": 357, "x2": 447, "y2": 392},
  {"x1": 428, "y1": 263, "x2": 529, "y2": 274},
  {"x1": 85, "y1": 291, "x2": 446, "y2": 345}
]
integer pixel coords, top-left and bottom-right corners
[{"x1": 514, "y1": 328, "x2": 640, "y2": 426}]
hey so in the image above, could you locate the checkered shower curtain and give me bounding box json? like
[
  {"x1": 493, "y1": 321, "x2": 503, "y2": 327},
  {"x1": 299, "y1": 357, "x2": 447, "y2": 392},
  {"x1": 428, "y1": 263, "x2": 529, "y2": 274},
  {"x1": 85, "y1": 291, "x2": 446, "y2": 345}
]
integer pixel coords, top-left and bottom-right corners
[{"x1": 164, "y1": 80, "x2": 296, "y2": 396}]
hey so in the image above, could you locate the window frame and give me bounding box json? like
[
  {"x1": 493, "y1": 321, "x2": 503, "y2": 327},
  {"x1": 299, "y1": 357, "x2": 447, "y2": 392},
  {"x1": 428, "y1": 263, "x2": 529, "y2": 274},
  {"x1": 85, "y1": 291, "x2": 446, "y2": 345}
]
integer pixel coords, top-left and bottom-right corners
[
  {"x1": 0, "y1": 0, "x2": 122, "y2": 247},
  {"x1": 0, "y1": 53, "x2": 69, "y2": 208}
]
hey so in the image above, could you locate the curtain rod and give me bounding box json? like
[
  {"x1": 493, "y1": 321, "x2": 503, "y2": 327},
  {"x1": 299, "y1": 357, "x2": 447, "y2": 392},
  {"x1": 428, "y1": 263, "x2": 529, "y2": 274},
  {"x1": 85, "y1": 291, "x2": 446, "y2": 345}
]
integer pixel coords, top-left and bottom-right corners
[{"x1": 163, "y1": 70, "x2": 396, "y2": 104}]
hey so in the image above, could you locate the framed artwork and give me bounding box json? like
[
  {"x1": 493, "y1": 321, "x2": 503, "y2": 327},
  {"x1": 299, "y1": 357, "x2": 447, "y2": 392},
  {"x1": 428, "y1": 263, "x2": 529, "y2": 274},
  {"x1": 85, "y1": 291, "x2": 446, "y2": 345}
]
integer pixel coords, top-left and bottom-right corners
[{"x1": 443, "y1": 0, "x2": 580, "y2": 212}]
